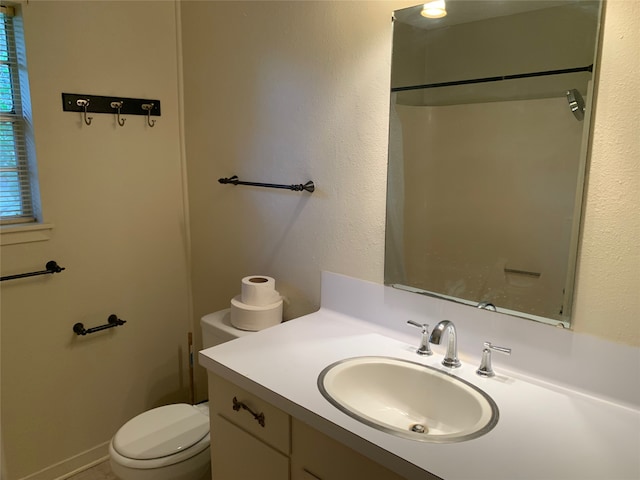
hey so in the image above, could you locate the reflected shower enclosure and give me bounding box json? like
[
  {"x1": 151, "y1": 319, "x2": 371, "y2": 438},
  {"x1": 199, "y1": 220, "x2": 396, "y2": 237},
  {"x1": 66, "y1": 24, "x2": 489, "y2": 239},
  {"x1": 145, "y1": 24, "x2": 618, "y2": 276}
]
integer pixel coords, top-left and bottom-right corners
[{"x1": 385, "y1": 1, "x2": 603, "y2": 327}]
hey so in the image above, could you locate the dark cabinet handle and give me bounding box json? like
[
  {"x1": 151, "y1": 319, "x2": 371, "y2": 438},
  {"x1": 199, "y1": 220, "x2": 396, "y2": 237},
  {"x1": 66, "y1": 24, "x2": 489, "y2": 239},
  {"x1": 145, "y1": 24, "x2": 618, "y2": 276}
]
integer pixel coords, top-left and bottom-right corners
[{"x1": 232, "y1": 396, "x2": 265, "y2": 427}]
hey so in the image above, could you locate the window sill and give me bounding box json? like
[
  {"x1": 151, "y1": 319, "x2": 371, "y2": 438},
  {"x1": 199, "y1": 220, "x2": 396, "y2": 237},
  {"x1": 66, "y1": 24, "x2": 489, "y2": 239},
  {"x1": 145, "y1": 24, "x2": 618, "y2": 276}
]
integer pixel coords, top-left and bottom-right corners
[{"x1": 0, "y1": 223, "x2": 55, "y2": 245}]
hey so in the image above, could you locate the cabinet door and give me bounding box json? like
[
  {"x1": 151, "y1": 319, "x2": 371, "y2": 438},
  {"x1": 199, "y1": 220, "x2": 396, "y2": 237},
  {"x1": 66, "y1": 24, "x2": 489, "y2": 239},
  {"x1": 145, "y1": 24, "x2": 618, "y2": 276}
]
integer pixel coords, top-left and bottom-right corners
[
  {"x1": 211, "y1": 414, "x2": 289, "y2": 480},
  {"x1": 291, "y1": 419, "x2": 407, "y2": 480}
]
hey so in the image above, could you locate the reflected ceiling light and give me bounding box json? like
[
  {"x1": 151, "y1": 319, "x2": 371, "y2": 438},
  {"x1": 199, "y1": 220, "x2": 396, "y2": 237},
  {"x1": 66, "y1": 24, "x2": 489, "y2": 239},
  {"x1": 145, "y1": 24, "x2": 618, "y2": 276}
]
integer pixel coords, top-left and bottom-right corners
[{"x1": 421, "y1": 0, "x2": 447, "y2": 19}]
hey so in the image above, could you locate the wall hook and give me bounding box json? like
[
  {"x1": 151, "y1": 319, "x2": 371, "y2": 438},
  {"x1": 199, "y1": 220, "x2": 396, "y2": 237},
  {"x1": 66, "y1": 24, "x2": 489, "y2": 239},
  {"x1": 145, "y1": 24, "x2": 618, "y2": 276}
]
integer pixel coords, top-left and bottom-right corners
[
  {"x1": 76, "y1": 99, "x2": 92, "y2": 125},
  {"x1": 110, "y1": 101, "x2": 126, "y2": 126},
  {"x1": 141, "y1": 103, "x2": 156, "y2": 127}
]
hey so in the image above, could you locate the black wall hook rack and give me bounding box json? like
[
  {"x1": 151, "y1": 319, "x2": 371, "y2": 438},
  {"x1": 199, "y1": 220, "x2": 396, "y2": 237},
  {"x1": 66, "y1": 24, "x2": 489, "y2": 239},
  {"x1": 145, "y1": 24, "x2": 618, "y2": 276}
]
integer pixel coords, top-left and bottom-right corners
[
  {"x1": 73, "y1": 314, "x2": 126, "y2": 336},
  {"x1": 1, "y1": 260, "x2": 65, "y2": 282},
  {"x1": 219, "y1": 175, "x2": 315, "y2": 193},
  {"x1": 62, "y1": 93, "x2": 161, "y2": 117}
]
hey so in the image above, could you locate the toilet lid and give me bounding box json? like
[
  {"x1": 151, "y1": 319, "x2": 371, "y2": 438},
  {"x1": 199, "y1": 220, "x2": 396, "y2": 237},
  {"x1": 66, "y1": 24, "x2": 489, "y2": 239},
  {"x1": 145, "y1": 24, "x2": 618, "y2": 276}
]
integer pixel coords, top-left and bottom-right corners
[{"x1": 112, "y1": 404, "x2": 209, "y2": 460}]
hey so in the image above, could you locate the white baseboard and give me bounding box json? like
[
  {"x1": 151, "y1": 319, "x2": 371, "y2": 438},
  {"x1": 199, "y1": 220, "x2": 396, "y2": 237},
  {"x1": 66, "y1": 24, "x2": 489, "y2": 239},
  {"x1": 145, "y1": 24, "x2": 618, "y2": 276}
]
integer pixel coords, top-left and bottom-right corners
[{"x1": 18, "y1": 443, "x2": 109, "y2": 480}]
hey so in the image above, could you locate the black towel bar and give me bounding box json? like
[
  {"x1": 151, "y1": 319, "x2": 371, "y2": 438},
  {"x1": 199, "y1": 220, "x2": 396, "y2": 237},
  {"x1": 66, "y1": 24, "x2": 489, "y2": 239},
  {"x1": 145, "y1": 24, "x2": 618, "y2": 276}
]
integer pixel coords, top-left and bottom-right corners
[
  {"x1": 73, "y1": 314, "x2": 126, "y2": 336},
  {"x1": 1, "y1": 260, "x2": 65, "y2": 282},
  {"x1": 219, "y1": 175, "x2": 315, "y2": 193}
]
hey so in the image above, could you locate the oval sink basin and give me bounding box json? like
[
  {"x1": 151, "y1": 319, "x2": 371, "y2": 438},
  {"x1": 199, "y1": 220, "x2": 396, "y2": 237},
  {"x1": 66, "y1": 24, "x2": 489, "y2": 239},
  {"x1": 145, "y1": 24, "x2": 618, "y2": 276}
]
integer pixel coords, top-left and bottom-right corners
[{"x1": 318, "y1": 356, "x2": 498, "y2": 443}]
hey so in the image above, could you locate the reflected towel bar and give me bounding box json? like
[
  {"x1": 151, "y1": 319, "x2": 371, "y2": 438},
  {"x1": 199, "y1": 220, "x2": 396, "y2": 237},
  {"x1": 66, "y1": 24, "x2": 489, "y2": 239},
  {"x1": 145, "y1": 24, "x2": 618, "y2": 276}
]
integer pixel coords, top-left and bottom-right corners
[
  {"x1": 1, "y1": 260, "x2": 65, "y2": 282},
  {"x1": 73, "y1": 314, "x2": 126, "y2": 336},
  {"x1": 219, "y1": 175, "x2": 315, "y2": 193}
]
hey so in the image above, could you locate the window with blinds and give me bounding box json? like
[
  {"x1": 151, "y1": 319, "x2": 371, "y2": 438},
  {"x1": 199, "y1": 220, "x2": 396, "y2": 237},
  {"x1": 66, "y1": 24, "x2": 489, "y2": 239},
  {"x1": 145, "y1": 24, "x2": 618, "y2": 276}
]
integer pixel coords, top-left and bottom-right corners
[{"x1": 1, "y1": 5, "x2": 37, "y2": 225}]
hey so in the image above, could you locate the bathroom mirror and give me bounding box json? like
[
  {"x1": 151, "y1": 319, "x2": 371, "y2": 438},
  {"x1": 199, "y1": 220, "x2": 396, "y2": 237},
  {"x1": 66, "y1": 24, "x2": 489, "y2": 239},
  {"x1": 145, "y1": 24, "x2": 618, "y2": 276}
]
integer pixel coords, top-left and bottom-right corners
[{"x1": 384, "y1": 0, "x2": 603, "y2": 327}]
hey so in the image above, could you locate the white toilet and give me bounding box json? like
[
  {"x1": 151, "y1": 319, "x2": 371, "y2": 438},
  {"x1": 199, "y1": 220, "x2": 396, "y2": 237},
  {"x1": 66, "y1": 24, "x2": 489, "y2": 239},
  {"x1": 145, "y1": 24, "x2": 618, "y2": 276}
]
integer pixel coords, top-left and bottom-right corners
[{"x1": 109, "y1": 309, "x2": 251, "y2": 480}]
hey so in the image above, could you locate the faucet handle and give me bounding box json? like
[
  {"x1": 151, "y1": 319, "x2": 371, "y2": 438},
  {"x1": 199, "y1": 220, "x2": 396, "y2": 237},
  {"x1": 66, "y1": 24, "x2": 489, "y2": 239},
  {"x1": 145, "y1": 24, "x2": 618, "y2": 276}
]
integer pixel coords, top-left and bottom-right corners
[
  {"x1": 407, "y1": 320, "x2": 433, "y2": 356},
  {"x1": 476, "y1": 341, "x2": 511, "y2": 377},
  {"x1": 484, "y1": 342, "x2": 511, "y2": 355}
]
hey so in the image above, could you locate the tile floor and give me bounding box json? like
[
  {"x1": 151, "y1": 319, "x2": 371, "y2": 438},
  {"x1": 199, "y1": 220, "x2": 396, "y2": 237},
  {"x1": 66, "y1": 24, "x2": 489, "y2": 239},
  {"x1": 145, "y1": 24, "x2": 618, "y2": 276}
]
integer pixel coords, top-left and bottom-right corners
[{"x1": 66, "y1": 461, "x2": 117, "y2": 480}]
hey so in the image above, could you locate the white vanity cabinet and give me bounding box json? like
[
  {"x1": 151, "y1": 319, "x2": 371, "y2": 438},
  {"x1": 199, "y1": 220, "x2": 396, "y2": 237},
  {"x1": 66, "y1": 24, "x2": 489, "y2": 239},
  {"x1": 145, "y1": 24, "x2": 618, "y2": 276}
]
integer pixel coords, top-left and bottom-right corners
[
  {"x1": 290, "y1": 418, "x2": 406, "y2": 480},
  {"x1": 208, "y1": 373, "x2": 290, "y2": 480},
  {"x1": 208, "y1": 373, "x2": 407, "y2": 480}
]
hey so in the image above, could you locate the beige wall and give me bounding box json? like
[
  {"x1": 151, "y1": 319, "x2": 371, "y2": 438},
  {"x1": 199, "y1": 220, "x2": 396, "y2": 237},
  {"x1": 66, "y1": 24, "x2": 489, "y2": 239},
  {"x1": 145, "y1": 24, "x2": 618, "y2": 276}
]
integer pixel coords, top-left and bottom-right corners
[
  {"x1": 0, "y1": 2, "x2": 191, "y2": 479},
  {"x1": 572, "y1": 0, "x2": 640, "y2": 344},
  {"x1": 181, "y1": 1, "x2": 397, "y2": 399}
]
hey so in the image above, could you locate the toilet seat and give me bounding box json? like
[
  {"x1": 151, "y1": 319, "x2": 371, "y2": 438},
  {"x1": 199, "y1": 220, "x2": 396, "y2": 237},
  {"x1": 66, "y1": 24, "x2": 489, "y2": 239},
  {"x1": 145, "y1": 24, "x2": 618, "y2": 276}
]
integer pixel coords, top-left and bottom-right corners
[{"x1": 110, "y1": 404, "x2": 210, "y2": 469}]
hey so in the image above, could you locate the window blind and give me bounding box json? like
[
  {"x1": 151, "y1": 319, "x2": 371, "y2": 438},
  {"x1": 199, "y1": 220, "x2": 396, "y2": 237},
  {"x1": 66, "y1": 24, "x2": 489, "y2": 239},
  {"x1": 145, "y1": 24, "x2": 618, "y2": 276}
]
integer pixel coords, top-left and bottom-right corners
[{"x1": 1, "y1": 5, "x2": 35, "y2": 224}]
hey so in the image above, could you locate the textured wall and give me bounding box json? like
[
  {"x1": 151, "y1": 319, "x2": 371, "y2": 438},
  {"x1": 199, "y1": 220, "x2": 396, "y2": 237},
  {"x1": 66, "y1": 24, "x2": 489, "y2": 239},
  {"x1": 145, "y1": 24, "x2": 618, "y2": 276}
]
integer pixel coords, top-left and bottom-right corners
[
  {"x1": 571, "y1": 0, "x2": 640, "y2": 344},
  {"x1": 181, "y1": 1, "x2": 401, "y2": 399}
]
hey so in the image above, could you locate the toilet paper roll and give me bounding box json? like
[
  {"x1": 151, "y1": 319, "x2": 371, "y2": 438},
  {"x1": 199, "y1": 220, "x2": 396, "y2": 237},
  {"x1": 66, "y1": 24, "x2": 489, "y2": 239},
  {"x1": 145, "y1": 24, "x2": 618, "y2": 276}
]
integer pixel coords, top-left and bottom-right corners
[
  {"x1": 230, "y1": 295, "x2": 283, "y2": 331},
  {"x1": 241, "y1": 276, "x2": 281, "y2": 306}
]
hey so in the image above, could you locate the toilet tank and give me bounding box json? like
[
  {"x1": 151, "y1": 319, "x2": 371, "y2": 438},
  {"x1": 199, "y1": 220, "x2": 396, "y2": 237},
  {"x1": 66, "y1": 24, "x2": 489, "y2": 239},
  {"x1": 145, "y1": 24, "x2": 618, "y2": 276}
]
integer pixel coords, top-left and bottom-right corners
[{"x1": 201, "y1": 309, "x2": 252, "y2": 348}]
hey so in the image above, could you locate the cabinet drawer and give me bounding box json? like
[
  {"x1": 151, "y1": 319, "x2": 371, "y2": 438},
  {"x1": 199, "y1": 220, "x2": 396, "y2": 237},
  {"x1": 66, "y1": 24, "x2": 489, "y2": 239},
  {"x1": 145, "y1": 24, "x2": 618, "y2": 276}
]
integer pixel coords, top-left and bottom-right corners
[{"x1": 208, "y1": 372, "x2": 290, "y2": 454}]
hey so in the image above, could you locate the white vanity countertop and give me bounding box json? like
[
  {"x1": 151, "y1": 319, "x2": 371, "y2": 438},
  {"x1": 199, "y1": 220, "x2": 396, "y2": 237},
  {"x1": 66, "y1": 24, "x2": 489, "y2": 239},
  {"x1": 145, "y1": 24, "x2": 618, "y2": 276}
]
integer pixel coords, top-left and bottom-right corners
[{"x1": 199, "y1": 308, "x2": 640, "y2": 480}]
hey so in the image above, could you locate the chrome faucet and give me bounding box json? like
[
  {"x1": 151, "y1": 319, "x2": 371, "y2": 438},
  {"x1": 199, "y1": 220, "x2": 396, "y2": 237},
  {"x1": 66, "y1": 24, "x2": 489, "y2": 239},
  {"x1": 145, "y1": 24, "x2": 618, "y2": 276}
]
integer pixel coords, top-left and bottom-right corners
[
  {"x1": 477, "y1": 301, "x2": 497, "y2": 312},
  {"x1": 429, "y1": 320, "x2": 461, "y2": 368}
]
